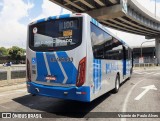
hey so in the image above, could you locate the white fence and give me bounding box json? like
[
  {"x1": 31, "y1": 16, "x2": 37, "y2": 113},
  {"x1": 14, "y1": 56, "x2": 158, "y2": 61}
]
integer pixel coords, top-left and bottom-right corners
[{"x1": 0, "y1": 65, "x2": 26, "y2": 86}]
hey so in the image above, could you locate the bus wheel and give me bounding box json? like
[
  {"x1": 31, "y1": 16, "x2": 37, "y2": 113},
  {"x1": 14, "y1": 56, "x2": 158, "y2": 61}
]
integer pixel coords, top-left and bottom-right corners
[{"x1": 113, "y1": 75, "x2": 120, "y2": 93}]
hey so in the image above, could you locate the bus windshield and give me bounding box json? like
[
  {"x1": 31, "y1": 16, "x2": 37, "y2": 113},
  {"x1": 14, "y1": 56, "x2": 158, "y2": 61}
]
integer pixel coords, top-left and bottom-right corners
[{"x1": 29, "y1": 17, "x2": 82, "y2": 51}]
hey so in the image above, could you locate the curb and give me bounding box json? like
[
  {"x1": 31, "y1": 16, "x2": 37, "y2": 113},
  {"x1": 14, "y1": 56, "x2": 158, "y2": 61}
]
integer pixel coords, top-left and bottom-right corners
[
  {"x1": 133, "y1": 67, "x2": 160, "y2": 70},
  {"x1": 0, "y1": 83, "x2": 26, "y2": 93}
]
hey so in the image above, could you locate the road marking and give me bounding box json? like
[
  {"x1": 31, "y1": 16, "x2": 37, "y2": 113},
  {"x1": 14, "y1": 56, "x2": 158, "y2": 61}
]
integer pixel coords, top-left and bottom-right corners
[
  {"x1": 133, "y1": 72, "x2": 143, "y2": 74},
  {"x1": 134, "y1": 71, "x2": 160, "y2": 75},
  {"x1": 16, "y1": 89, "x2": 27, "y2": 92},
  {"x1": 121, "y1": 79, "x2": 145, "y2": 121},
  {"x1": 143, "y1": 72, "x2": 154, "y2": 74},
  {"x1": 135, "y1": 85, "x2": 157, "y2": 100},
  {"x1": 0, "y1": 104, "x2": 10, "y2": 109}
]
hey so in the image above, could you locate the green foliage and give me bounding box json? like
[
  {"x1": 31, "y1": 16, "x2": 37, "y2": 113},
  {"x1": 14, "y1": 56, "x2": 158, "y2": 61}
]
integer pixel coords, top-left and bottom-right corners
[
  {"x1": 7, "y1": 46, "x2": 26, "y2": 60},
  {"x1": 0, "y1": 47, "x2": 8, "y2": 56}
]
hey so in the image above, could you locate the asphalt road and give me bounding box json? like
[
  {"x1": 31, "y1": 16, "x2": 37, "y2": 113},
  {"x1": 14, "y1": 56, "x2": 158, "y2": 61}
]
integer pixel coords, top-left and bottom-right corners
[{"x1": 0, "y1": 68, "x2": 160, "y2": 121}]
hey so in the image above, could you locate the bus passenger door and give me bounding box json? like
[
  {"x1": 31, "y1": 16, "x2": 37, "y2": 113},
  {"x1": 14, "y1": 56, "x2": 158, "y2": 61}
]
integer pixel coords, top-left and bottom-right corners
[{"x1": 123, "y1": 46, "x2": 127, "y2": 78}]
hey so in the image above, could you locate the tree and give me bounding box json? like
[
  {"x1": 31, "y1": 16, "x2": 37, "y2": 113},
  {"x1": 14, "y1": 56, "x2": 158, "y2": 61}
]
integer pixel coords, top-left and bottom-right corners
[
  {"x1": 0, "y1": 47, "x2": 8, "y2": 56},
  {"x1": 8, "y1": 46, "x2": 25, "y2": 62}
]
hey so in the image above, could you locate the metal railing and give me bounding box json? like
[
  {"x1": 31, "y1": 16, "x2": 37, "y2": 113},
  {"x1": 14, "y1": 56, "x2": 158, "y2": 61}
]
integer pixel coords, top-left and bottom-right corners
[{"x1": 133, "y1": 57, "x2": 158, "y2": 67}]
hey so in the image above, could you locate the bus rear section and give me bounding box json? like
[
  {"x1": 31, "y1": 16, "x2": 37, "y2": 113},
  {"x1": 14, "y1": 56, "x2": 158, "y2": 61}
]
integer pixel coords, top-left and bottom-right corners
[{"x1": 26, "y1": 15, "x2": 90, "y2": 102}]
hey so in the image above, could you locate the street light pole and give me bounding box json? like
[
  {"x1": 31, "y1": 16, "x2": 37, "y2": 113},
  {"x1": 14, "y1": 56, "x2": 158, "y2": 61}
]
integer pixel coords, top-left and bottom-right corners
[{"x1": 141, "y1": 40, "x2": 155, "y2": 57}]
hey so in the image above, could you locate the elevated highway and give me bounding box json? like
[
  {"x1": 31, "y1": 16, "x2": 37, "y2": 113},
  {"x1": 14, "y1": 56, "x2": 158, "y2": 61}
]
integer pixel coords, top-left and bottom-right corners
[{"x1": 50, "y1": 0, "x2": 160, "y2": 64}]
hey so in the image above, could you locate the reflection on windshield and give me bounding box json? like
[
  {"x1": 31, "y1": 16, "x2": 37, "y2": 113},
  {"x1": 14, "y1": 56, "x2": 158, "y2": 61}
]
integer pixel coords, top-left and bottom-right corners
[{"x1": 34, "y1": 33, "x2": 75, "y2": 47}]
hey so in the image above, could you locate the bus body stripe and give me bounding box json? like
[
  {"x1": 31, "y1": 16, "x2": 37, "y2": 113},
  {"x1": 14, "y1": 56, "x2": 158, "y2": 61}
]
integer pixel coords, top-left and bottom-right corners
[
  {"x1": 95, "y1": 59, "x2": 97, "y2": 91},
  {"x1": 123, "y1": 59, "x2": 127, "y2": 75},
  {"x1": 96, "y1": 59, "x2": 98, "y2": 90},
  {"x1": 93, "y1": 59, "x2": 95, "y2": 93},
  {"x1": 36, "y1": 52, "x2": 48, "y2": 82},
  {"x1": 46, "y1": 53, "x2": 65, "y2": 83},
  {"x1": 54, "y1": 53, "x2": 68, "y2": 84},
  {"x1": 43, "y1": 52, "x2": 51, "y2": 83},
  {"x1": 98, "y1": 60, "x2": 100, "y2": 89},
  {"x1": 93, "y1": 59, "x2": 102, "y2": 93},
  {"x1": 56, "y1": 52, "x2": 78, "y2": 84}
]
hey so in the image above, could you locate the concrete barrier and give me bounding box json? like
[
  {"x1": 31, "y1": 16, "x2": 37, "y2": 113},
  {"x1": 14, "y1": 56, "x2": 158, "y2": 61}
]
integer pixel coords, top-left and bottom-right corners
[
  {"x1": 0, "y1": 66, "x2": 26, "y2": 81},
  {"x1": 134, "y1": 63, "x2": 157, "y2": 67},
  {"x1": 0, "y1": 66, "x2": 26, "y2": 88}
]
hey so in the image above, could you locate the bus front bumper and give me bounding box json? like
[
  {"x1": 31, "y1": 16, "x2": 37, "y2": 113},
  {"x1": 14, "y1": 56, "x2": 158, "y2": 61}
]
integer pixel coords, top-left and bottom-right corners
[{"x1": 26, "y1": 82, "x2": 90, "y2": 102}]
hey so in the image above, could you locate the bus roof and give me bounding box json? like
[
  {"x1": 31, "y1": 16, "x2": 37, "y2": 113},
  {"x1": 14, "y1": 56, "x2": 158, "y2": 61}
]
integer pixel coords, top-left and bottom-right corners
[{"x1": 30, "y1": 13, "x2": 131, "y2": 49}]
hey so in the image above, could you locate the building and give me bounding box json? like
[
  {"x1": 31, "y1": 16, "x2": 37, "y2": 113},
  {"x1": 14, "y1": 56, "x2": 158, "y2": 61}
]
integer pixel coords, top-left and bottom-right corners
[{"x1": 132, "y1": 45, "x2": 156, "y2": 66}]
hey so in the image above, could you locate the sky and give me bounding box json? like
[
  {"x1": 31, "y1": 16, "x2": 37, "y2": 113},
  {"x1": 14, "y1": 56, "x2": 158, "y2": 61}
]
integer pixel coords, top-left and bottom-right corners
[{"x1": 0, "y1": 0, "x2": 160, "y2": 48}]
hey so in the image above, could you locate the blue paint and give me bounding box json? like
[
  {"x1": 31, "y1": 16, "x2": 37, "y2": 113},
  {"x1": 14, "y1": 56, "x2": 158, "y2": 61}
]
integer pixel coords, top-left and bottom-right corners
[
  {"x1": 93, "y1": 60, "x2": 96, "y2": 93},
  {"x1": 27, "y1": 82, "x2": 90, "y2": 102},
  {"x1": 36, "y1": 18, "x2": 46, "y2": 23},
  {"x1": 47, "y1": 16, "x2": 56, "y2": 20},
  {"x1": 33, "y1": 14, "x2": 71, "y2": 24},
  {"x1": 56, "y1": 52, "x2": 78, "y2": 84},
  {"x1": 35, "y1": 52, "x2": 77, "y2": 84},
  {"x1": 106, "y1": 64, "x2": 111, "y2": 74},
  {"x1": 32, "y1": 58, "x2": 37, "y2": 64},
  {"x1": 126, "y1": 60, "x2": 131, "y2": 74},
  {"x1": 106, "y1": 62, "x2": 119, "y2": 74},
  {"x1": 36, "y1": 52, "x2": 48, "y2": 82},
  {"x1": 93, "y1": 59, "x2": 102, "y2": 93},
  {"x1": 46, "y1": 53, "x2": 65, "y2": 83},
  {"x1": 59, "y1": 14, "x2": 70, "y2": 19},
  {"x1": 91, "y1": 18, "x2": 99, "y2": 26},
  {"x1": 99, "y1": 60, "x2": 102, "y2": 89},
  {"x1": 123, "y1": 60, "x2": 127, "y2": 75}
]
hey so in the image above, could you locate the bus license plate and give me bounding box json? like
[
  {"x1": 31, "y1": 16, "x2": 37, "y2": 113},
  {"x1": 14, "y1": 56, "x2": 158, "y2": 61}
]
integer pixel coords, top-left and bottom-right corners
[{"x1": 46, "y1": 75, "x2": 56, "y2": 81}]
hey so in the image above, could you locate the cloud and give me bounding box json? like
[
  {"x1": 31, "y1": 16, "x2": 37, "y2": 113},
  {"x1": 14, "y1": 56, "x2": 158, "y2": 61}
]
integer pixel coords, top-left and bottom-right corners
[
  {"x1": 0, "y1": 2, "x2": 3, "y2": 6},
  {"x1": 0, "y1": 0, "x2": 34, "y2": 48},
  {"x1": 108, "y1": 28, "x2": 155, "y2": 47},
  {"x1": 91, "y1": 32, "x2": 104, "y2": 45},
  {"x1": 32, "y1": 0, "x2": 71, "y2": 22},
  {"x1": 0, "y1": 0, "x2": 71, "y2": 48}
]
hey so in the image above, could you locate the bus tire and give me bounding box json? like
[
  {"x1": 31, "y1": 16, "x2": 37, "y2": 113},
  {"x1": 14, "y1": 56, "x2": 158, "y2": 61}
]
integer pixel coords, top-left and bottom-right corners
[{"x1": 113, "y1": 74, "x2": 120, "y2": 93}]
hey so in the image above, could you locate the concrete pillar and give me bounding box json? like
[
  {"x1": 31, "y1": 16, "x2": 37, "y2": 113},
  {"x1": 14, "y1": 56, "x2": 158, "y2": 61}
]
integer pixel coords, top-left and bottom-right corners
[
  {"x1": 155, "y1": 38, "x2": 160, "y2": 65},
  {"x1": 7, "y1": 66, "x2": 11, "y2": 81}
]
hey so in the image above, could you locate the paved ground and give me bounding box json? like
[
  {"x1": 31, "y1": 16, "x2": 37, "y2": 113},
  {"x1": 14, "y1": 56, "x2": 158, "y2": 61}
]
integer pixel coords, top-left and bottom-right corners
[{"x1": 0, "y1": 67, "x2": 160, "y2": 121}]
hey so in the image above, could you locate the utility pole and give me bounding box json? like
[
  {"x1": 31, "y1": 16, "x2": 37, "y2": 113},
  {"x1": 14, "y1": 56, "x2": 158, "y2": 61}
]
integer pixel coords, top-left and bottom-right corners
[{"x1": 141, "y1": 40, "x2": 155, "y2": 57}]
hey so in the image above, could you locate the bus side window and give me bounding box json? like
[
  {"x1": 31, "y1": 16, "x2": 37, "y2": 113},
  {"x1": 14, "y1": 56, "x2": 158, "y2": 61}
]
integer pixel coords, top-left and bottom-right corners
[
  {"x1": 104, "y1": 39, "x2": 123, "y2": 60},
  {"x1": 91, "y1": 23, "x2": 112, "y2": 59}
]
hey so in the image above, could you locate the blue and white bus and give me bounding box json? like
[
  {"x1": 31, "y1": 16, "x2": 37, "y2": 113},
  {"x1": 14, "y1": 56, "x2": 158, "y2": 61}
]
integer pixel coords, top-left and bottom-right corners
[{"x1": 26, "y1": 13, "x2": 133, "y2": 102}]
